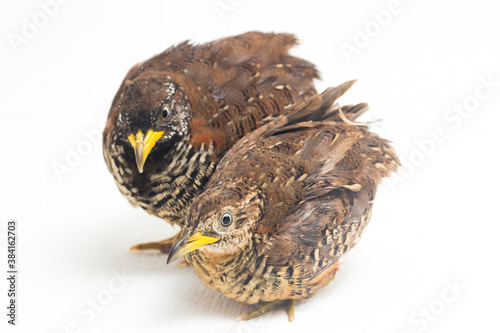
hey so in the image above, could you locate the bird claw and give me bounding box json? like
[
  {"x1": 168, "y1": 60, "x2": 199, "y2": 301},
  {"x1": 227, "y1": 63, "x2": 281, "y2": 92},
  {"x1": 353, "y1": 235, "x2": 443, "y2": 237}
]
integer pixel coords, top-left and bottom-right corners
[
  {"x1": 130, "y1": 231, "x2": 182, "y2": 254},
  {"x1": 238, "y1": 300, "x2": 295, "y2": 322},
  {"x1": 177, "y1": 259, "x2": 190, "y2": 267}
]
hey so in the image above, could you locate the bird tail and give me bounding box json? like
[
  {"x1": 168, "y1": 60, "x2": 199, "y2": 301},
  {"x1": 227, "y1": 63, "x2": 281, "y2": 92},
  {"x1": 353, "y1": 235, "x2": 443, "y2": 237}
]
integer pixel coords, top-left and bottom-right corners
[
  {"x1": 284, "y1": 80, "x2": 368, "y2": 124},
  {"x1": 262, "y1": 80, "x2": 367, "y2": 140}
]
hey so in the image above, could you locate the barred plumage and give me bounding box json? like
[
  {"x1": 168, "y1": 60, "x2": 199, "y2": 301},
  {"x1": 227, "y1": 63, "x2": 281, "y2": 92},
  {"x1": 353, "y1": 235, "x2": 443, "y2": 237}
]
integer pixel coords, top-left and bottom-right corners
[
  {"x1": 103, "y1": 32, "x2": 318, "y2": 251},
  {"x1": 168, "y1": 82, "x2": 400, "y2": 320}
]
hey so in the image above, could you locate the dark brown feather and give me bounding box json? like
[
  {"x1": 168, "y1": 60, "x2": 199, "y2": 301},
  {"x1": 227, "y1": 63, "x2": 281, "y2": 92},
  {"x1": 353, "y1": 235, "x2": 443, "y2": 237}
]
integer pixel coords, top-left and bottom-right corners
[
  {"x1": 180, "y1": 82, "x2": 400, "y2": 306},
  {"x1": 103, "y1": 32, "x2": 319, "y2": 233}
]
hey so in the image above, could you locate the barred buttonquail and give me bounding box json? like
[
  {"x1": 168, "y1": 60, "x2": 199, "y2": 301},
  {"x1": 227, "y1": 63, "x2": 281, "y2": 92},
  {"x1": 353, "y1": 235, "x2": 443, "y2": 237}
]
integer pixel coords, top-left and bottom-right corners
[
  {"x1": 103, "y1": 32, "x2": 318, "y2": 252},
  {"x1": 167, "y1": 81, "x2": 400, "y2": 321}
]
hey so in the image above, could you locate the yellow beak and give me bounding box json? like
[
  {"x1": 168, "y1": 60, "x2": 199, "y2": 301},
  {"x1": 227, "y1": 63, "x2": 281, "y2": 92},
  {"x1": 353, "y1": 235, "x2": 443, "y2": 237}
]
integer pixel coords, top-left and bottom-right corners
[
  {"x1": 127, "y1": 129, "x2": 164, "y2": 173},
  {"x1": 167, "y1": 232, "x2": 219, "y2": 264}
]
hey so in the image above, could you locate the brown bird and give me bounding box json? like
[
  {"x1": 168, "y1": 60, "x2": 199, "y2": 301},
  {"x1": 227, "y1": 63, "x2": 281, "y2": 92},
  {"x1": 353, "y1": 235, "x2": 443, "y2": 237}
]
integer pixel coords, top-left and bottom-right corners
[
  {"x1": 167, "y1": 81, "x2": 400, "y2": 321},
  {"x1": 102, "y1": 32, "x2": 318, "y2": 252}
]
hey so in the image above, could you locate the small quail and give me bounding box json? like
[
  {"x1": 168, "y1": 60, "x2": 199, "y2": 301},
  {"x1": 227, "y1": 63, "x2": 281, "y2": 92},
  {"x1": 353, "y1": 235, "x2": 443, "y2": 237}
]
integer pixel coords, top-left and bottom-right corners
[
  {"x1": 167, "y1": 81, "x2": 400, "y2": 321},
  {"x1": 102, "y1": 32, "x2": 318, "y2": 252}
]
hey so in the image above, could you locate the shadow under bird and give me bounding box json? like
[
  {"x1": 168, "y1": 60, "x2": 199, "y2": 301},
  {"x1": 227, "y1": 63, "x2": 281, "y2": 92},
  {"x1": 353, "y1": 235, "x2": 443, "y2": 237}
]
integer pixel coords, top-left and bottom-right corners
[
  {"x1": 102, "y1": 32, "x2": 318, "y2": 253},
  {"x1": 167, "y1": 81, "x2": 400, "y2": 321}
]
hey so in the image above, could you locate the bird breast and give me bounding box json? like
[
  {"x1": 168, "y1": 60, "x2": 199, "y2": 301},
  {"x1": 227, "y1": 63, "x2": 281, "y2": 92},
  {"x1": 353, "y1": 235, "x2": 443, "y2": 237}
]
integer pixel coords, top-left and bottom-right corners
[{"x1": 186, "y1": 239, "x2": 317, "y2": 304}]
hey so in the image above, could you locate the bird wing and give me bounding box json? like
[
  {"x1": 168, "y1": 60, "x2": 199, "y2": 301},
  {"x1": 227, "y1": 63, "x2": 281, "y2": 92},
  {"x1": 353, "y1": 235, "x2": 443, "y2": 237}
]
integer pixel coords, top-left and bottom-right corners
[
  {"x1": 231, "y1": 84, "x2": 400, "y2": 292},
  {"x1": 215, "y1": 80, "x2": 365, "y2": 169},
  {"x1": 107, "y1": 32, "x2": 320, "y2": 157}
]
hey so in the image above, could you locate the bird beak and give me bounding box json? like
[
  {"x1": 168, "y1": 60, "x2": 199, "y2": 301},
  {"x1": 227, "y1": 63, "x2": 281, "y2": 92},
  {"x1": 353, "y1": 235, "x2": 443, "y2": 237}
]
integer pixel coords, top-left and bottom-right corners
[
  {"x1": 167, "y1": 232, "x2": 218, "y2": 264},
  {"x1": 127, "y1": 129, "x2": 164, "y2": 173}
]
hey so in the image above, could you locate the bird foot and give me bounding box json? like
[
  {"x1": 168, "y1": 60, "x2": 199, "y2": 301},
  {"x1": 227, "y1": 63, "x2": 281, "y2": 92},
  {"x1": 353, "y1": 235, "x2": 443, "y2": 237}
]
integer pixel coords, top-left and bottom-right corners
[
  {"x1": 130, "y1": 231, "x2": 182, "y2": 254},
  {"x1": 177, "y1": 259, "x2": 190, "y2": 267},
  {"x1": 238, "y1": 300, "x2": 295, "y2": 322}
]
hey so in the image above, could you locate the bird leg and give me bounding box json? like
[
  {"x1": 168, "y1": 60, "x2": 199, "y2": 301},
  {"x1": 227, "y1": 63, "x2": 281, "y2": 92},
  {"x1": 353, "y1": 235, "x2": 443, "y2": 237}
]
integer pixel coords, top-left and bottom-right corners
[
  {"x1": 238, "y1": 299, "x2": 295, "y2": 322},
  {"x1": 287, "y1": 300, "x2": 295, "y2": 322},
  {"x1": 130, "y1": 231, "x2": 182, "y2": 254}
]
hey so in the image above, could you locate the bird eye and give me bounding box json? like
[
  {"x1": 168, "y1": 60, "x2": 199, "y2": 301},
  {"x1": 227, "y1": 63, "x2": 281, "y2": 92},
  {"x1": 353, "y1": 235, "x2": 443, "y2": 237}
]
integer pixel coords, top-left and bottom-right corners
[
  {"x1": 162, "y1": 106, "x2": 170, "y2": 119},
  {"x1": 221, "y1": 213, "x2": 233, "y2": 227}
]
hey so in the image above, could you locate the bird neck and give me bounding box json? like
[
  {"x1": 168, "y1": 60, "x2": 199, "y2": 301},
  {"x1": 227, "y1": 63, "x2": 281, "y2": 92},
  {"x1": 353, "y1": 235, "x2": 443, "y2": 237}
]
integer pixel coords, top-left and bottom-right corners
[{"x1": 187, "y1": 240, "x2": 256, "y2": 279}]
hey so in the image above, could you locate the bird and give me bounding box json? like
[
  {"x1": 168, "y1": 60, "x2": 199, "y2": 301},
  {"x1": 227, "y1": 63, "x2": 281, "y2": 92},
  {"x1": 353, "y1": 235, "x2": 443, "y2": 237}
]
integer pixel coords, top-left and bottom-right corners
[
  {"x1": 167, "y1": 81, "x2": 400, "y2": 321},
  {"x1": 102, "y1": 32, "x2": 319, "y2": 253}
]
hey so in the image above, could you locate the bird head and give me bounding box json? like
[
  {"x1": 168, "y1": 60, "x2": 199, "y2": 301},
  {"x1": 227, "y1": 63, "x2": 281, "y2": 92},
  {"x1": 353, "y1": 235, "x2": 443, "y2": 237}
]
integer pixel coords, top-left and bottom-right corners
[
  {"x1": 167, "y1": 184, "x2": 264, "y2": 264},
  {"x1": 112, "y1": 74, "x2": 191, "y2": 173}
]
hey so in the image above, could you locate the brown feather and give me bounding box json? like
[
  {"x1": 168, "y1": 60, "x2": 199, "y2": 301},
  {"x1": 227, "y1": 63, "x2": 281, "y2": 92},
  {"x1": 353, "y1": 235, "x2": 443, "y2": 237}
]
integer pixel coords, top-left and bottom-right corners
[
  {"x1": 103, "y1": 32, "x2": 319, "y2": 231},
  {"x1": 181, "y1": 82, "x2": 400, "y2": 306}
]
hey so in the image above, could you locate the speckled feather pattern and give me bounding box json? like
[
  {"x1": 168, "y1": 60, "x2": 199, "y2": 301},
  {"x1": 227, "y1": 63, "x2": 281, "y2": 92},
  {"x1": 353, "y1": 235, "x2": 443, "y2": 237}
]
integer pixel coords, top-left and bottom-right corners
[
  {"x1": 182, "y1": 83, "x2": 400, "y2": 304},
  {"x1": 103, "y1": 32, "x2": 318, "y2": 227}
]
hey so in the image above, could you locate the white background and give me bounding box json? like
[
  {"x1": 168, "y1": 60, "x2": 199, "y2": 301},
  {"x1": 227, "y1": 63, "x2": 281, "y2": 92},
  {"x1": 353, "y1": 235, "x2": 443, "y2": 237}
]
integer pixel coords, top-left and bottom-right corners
[{"x1": 1, "y1": 0, "x2": 499, "y2": 332}]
